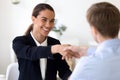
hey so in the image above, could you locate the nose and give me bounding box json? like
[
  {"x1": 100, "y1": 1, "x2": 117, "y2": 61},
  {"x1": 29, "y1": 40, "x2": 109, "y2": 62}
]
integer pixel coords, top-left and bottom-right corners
[
  {"x1": 45, "y1": 21, "x2": 50, "y2": 27},
  {"x1": 45, "y1": 21, "x2": 54, "y2": 28}
]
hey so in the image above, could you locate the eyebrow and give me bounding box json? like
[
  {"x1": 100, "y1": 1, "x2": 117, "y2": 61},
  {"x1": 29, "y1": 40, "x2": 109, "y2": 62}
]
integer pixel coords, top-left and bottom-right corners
[
  {"x1": 41, "y1": 16, "x2": 55, "y2": 21},
  {"x1": 41, "y1": 16, "x2": 47, "y2": 19}
]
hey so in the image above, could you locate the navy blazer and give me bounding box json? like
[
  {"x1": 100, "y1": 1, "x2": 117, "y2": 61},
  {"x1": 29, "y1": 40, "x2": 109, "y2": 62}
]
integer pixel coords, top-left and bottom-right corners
[{"x1": 12, "y1": 34, "x2": 72, "y2": 80}]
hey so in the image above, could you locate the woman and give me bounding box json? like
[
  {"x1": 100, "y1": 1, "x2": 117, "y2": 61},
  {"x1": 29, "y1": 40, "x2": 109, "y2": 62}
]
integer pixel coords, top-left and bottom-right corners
[{"x1": 12, "y1": 3, "x2": 72, "y2": 80}]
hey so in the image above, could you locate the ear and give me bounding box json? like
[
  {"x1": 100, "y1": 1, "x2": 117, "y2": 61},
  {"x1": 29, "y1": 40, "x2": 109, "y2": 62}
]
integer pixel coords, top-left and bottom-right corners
[
  {"x1": 90, "y1": 26, "x2": 98, "y2": 36},
  {"x1": 31, "y1": 16, "x2": 36, "y2": 22}
]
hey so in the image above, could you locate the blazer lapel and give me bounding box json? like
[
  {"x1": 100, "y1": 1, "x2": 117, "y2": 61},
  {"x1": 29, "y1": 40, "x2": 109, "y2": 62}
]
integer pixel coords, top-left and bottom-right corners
[{"x1": 27, "y1": 33, "x2": 37, "y2": 46}]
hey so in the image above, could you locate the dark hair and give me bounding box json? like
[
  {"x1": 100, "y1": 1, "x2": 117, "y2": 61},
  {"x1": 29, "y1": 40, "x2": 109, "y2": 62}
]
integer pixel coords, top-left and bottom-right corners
[
  {"x1": 87, "y1": 2, "x2": 120, "y2": 38},
  {"x1": 25, "y1": 3, "x2": 55, "y2": 35}
]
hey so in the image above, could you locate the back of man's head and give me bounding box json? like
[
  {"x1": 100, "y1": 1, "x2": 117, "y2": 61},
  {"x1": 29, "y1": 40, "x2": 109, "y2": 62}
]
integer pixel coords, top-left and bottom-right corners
[{"x1": 87, "y1": 2, "x2": 120, "y2": 38}]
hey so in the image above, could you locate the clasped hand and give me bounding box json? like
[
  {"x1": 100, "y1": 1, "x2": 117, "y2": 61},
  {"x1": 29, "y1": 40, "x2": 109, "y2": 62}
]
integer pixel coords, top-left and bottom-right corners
[{"x1": 56, "y1": 44, "x2": 88, "y2": 60}]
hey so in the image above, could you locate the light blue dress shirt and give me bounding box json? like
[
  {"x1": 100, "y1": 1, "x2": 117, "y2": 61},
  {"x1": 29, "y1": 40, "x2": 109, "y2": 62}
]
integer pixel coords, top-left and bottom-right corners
[{"x1": 69, "y1": 39, "x2": 120, "y2": 80}]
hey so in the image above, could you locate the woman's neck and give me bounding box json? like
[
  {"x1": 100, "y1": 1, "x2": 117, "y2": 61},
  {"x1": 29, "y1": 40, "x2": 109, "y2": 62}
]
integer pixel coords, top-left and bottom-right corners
[{"x1": 32, "y1": 31, "x2": 46, "y2": 44}]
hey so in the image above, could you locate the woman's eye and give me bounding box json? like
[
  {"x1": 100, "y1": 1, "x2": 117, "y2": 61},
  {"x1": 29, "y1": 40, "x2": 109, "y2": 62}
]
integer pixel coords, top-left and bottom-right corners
[
  {"x1": 50, "y1": 20, "x2": 55, "y2": 23},
  {"x1": 42, "y1": 19, "x2": 47, "y2": 22}
]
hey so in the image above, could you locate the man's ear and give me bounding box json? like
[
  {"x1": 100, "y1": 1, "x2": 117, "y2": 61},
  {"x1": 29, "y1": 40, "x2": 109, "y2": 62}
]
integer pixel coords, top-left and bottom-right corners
[{"x1": 91, "y1": 26, "x2": 98, "y2": 34}]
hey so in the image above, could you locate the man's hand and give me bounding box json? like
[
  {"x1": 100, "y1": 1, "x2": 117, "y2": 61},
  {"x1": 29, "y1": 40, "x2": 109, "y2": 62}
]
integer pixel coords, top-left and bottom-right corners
[
  {"x1": 51, "y1": 44, "x2": 74, "y2": 60},
  {"x1": 51, "y1": 44, "x2": 88, "y2": 60},
  {"x1": 64, "y1": 45, "x2": 88, "y2": 58}
]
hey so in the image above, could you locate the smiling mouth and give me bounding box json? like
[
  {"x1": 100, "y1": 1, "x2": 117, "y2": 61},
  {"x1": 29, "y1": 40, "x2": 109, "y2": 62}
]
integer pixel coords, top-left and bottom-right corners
[{"x1": 42, "y1": 27, "x2": 51, "y2": 33}]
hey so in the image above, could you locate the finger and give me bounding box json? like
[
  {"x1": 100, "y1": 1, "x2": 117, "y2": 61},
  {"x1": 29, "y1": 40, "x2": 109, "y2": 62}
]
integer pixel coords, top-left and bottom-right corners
[
  {"x1": 63, "y1": 51, "x2": 72, "y2": 60},
  {"x1": 62, "y1": 56, "x2": 65, "y2": 60},
  {"x1": 62, "y1": 44, "x2": 71, "y2": 46},
  {"x1": 65, "y1": 55, "x2": 71, "y2": 61}
]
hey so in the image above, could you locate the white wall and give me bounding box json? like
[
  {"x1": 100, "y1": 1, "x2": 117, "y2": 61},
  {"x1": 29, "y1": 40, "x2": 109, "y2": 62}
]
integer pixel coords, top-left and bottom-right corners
[
  {"x1": 0, "y1": 0, "x2": 13, "y2": 74},
  {"x1": 0, "y1": 0, "x2": 120, "y2": 74}
]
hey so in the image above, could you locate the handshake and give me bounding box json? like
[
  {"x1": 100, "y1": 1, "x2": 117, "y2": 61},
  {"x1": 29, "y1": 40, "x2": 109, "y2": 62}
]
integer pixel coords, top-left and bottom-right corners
[{"x1": 51, "y1": 44, "x2": 88, "y2": 60}]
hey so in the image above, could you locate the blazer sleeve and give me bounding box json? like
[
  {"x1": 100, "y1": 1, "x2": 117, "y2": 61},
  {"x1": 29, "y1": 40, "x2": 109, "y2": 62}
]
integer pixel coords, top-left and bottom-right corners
[
  {"x1": 55, "y1": 54, "x2": 72, "y2": 80},
  {"x1": 12, "y1": 36, "x2": 53, "y2": 60},
  {"x1": 48, "y1": 36, "x2": 72, "y2": 80}
]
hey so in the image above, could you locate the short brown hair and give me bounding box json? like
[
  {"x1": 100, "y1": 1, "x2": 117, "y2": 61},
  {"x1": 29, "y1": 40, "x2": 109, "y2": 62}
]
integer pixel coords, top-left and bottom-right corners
[{"x1": 87, "y1": 2, "x2": 120, "y2": 38}]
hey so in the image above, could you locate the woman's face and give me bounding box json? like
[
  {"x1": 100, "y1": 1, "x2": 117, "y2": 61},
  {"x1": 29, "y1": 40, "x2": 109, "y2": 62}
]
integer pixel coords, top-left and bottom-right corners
[{"x1": 32, "y1": 9, "x2": 55, "y2": 37}]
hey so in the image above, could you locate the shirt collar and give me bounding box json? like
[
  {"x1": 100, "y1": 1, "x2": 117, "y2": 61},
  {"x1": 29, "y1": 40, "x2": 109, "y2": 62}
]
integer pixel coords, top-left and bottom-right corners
[
  {"x1": 30, "y1": 32, "x2": 47, "y2": 46},
  {"x1": 95, "y1": 38, "x2": 120, "y2": 55}
]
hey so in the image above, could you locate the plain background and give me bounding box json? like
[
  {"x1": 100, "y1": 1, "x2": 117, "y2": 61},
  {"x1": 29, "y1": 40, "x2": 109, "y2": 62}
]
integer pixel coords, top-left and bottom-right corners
[{"x1": 0, "y1": 0, "x2": 120, "y2": 75}]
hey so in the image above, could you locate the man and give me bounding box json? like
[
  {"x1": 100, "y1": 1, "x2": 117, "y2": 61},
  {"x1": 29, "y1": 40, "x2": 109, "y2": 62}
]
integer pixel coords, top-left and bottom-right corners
[{"x1": 69, "y1": 2, "x2": 120, "y2": 80}]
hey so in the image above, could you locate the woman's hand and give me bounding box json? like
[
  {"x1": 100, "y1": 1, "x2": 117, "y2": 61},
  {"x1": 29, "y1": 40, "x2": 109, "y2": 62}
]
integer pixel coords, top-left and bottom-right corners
[
  {"x1": 51, "y1": 44, "x2": 75, "y2": 60},
  {"x1": 64, "y1": 45, "x2": 88, "y2": 58}
]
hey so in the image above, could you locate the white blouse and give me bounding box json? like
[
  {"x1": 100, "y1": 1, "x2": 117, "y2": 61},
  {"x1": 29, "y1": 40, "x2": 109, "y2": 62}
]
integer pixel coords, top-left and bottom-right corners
[{"x1": 30, "y1": 32, "x2": 47, "y2": 80}]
